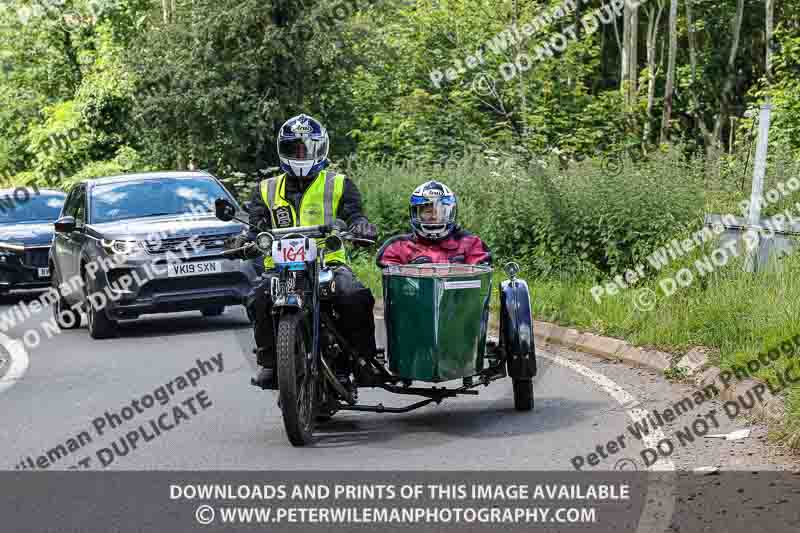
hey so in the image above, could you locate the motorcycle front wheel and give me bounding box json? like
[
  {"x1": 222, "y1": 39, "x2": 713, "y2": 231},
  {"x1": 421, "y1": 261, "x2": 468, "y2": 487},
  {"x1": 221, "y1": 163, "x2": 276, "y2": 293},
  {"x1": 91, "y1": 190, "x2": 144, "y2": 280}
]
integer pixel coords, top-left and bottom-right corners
[{"x1": 276, "y1": 312, "x2": 316, "y2": 446}]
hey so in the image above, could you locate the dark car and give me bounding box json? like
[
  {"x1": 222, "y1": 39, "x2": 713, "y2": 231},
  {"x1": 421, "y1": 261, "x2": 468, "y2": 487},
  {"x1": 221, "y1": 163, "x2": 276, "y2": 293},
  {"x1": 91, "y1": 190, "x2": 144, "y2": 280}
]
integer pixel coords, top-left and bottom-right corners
[
  {"x1": 49, "y1": 171, "x2": 259, "y2": 339},
  {"x1": 0, "y1": 188, "x2": 66, "y2": 294}
]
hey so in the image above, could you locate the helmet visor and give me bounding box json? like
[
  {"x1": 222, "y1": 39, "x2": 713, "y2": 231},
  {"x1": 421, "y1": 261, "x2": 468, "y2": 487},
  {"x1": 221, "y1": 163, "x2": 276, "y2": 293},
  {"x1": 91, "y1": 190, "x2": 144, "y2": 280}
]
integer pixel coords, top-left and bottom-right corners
[
  {"x1": 410, "y1": 196, "x2": 456, "y2": 226},
  {"x1": 278, "y1": 137, "x2": 328, "y2": 162}
]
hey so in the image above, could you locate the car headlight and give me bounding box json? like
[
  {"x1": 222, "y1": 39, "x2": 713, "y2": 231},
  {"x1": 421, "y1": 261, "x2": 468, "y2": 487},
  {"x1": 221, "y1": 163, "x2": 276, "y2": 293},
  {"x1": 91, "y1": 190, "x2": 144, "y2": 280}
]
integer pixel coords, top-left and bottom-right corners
[
  {"x1": 0, "y1": 242, "x2": 25, "y2": 252},
  {"x1": 0, "y1": 249, "x2": 19, "y2": 263},
  {"x1": 101, "y1": 239, "x2": 142, "y2": 255}
]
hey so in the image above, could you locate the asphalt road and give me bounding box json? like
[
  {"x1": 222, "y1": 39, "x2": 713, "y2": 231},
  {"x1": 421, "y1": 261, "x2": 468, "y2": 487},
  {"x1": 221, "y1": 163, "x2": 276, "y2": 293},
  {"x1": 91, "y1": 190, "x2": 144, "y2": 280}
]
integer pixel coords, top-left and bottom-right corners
[{"x1": 0, "y1": 290, "x2": 796, "y2": 473}]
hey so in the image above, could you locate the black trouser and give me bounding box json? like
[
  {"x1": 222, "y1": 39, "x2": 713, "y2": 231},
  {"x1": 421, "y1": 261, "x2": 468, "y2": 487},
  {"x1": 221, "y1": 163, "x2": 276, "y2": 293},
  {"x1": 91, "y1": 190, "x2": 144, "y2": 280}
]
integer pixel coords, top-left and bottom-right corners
[{"x1": 248, "y1": 265, "x2": 377, "y2": 368}]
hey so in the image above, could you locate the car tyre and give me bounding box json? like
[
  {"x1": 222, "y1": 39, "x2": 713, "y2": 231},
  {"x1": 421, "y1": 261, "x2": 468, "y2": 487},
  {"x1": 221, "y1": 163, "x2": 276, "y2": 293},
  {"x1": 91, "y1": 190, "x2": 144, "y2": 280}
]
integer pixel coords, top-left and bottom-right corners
[
  {"x1": 53, "y1": 286, "x2": 82, "y2": 329},
  {"x1": 201, "y1": 305, "x2": 225, "y2": 317},
  {"x1": 83, "y1": 271, "x2": 118, "y2": 339}
]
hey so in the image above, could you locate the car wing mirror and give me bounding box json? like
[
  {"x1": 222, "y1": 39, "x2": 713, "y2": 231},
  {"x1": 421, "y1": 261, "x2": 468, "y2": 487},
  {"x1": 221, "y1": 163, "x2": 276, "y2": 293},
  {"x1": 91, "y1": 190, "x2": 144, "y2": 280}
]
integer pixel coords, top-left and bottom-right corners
[
  {"x1": 214, "y1": 198, "x2": 236, "y2": 221},
  {"x1": 54, "y1": 216, "x2": 76, "y2": 233}
]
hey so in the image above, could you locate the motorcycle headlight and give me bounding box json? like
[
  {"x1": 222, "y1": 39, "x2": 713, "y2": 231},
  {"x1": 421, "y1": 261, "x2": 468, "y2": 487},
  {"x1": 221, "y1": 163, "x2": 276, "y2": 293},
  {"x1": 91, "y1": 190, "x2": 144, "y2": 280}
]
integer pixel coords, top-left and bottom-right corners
[
  {"x1": 255, "y1": 232, "x2": 274, "y2": 253},
  {"x1": 102, "y1": 239, "x2": 142, "y2": 255}
]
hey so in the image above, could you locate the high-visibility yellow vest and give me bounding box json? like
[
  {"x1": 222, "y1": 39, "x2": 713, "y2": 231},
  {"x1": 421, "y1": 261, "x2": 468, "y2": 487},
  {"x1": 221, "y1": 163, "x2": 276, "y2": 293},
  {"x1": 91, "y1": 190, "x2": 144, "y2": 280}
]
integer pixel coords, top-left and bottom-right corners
[{"x1": 259, "y1": 170, "x2": 347, "y2": 269}]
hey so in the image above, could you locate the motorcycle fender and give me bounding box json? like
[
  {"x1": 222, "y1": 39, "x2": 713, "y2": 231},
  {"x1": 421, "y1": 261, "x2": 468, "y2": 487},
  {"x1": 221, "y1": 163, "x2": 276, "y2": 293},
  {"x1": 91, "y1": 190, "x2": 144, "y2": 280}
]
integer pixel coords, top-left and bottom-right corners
[
  {"x1": 272, "y1": 294, "x2": 303, "y2": 310},
  {"x1": 500, "y1": 278, "x2": 537, "y2": 378}
]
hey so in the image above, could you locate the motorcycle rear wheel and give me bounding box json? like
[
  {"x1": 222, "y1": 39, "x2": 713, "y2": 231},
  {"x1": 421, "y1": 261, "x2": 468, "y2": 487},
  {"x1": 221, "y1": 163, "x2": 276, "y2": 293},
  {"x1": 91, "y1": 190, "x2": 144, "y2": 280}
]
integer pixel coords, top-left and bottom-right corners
[{"x1": 276, "y1": 312, "x2": 316, "y2": 446}]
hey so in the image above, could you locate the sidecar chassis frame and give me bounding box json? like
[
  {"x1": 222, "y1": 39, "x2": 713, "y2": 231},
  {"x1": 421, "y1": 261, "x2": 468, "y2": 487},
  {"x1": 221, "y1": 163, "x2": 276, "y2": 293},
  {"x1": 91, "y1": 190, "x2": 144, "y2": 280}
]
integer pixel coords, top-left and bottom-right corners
[{"x1": 334, "y1": 344, "x2": 511, "y2": 414}]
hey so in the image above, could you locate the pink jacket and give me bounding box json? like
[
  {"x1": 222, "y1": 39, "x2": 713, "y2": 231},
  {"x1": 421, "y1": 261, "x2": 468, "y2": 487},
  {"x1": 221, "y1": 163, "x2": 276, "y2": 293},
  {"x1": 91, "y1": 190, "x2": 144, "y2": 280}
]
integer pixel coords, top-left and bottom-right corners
[{"x1": 376, "y1": 229, "x2": 492, "y2": 267}]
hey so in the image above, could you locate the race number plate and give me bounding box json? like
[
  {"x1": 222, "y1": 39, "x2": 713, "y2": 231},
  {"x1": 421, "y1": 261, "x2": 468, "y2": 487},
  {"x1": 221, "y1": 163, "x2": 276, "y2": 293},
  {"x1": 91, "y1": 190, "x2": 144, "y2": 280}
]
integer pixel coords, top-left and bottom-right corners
[
  {"x1": 272, "y1": 237, "x2": 317, "y2": 265},
  {"x1": 167, "y1": 260, "x2": 222, "y2": 277},
  {"x1": 37, "y1": 267, "x2": 49, "y2": 278}
]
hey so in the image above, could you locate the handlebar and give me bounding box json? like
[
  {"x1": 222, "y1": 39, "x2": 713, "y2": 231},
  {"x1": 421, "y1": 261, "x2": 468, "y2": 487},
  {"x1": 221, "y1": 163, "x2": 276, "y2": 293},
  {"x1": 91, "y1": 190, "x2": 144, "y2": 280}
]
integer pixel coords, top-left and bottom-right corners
[
  {"x1": 338, "y1": 233, "x2": 376, "y2": 246},
  {"x1": 222, "y1": 244, "x2": 255, "y2": 257},
  {"x1": 264, "y1": 225, "x2": 375, "y2": 244},
  {"x1": 223, "y1": 226, "x2": 375, "y2": 258},
  {"x1": 270, "y1": 224, "x2": 330, "y2": 239}
]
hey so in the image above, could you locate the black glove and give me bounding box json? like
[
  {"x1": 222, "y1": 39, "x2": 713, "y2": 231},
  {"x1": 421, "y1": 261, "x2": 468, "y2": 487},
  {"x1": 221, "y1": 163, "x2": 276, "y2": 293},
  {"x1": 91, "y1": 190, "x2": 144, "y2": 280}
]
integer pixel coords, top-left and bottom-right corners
[
  {"x1": 349, "y1": 219, "x2": 377, "y2": 240},
  {"x1": 243, "y1": 244, "x2": 262, "y2": 259},
  {"x1": 224, "y1": 234, "x2": 260, "y2": 259},
  {"x1": 223, "y1": 235, "x2": 246, "y2": 251},
  {"x1": 254, "y1": 219, "x2": 271, "y2": 233}
]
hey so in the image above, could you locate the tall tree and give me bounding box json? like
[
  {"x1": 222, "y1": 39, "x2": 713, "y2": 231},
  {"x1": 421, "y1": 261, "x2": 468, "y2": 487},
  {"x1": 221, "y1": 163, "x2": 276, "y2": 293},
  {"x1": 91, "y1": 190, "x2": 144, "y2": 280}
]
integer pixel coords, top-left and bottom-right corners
[
  {"x1": 766, "y1": 0, "x2": 774, "y2": 82},
  {"x1": 660, "y1": 0, "x2": 678, "y2": 144},
  {"x1": 644, "y1": 0, "x2": 665, "y2": 144},
  {"x1": 685, "y1": 0, "x2": 745, "y2": 155}
]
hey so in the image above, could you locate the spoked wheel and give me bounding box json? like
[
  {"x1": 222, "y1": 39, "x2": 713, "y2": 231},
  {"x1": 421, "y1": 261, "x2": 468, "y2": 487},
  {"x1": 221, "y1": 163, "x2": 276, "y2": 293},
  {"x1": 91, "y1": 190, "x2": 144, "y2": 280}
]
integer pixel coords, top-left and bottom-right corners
[
  {"x1": 276, "y1": 312, "x2": 316, "y2": 446},
  {"x1": 512, "y1": 379, "x2": 533, "y2": 411}
]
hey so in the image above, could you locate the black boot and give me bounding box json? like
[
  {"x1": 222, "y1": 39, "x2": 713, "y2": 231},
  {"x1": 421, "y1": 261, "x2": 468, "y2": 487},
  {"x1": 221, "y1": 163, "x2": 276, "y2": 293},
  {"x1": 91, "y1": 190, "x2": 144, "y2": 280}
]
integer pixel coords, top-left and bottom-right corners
[
  {"x1": 251, "y1": 367, "x2": 276, "y2": 389},
  {"x1": 354, "y1": 355, "x2": 385, "y2": 386},
  {"x1": 251, "y1": 348, "x2": 277, "y2": 389}
]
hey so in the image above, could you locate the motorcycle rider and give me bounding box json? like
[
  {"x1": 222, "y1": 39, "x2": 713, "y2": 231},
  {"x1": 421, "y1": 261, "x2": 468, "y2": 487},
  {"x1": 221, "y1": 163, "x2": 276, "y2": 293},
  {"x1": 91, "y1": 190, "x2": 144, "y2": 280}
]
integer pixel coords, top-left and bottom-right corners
[
  {"x1": 376, "y1": 181, "x2": 491, "y2": 267},
  {"x1": 231, "y1": 114, "x2": 379, "y2": 389}
]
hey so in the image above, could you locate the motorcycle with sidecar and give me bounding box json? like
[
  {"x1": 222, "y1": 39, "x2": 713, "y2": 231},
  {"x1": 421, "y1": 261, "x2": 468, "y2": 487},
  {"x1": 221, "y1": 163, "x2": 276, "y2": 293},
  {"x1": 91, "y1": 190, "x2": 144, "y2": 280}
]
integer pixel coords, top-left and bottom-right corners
[{"x1": 215, "y1": 198, "x2": 537, "y2": 447}]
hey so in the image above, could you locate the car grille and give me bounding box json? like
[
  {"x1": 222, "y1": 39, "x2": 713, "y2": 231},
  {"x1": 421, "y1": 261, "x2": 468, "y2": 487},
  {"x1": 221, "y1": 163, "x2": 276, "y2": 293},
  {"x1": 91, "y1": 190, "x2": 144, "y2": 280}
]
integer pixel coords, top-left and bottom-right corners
[
  {"x1": 137, "y1": 272, "x2": 249, "y2": 297},
  {"x1": 144, "y1": 233, "x2": 238, "y2": 255},
  {"x1": 23, "y1": 247, "x2": 49, "y2": 268}
]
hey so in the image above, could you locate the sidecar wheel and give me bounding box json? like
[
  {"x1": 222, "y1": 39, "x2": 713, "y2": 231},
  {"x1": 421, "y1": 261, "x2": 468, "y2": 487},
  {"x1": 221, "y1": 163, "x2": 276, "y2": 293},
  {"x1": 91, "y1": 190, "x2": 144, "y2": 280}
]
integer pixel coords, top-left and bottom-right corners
[
  {"x1": 276, "y1": 313, "x2": 316, "y2": 446},
  {"x1": 512, "y1": 379, "x2": 533, "y2": 411}
]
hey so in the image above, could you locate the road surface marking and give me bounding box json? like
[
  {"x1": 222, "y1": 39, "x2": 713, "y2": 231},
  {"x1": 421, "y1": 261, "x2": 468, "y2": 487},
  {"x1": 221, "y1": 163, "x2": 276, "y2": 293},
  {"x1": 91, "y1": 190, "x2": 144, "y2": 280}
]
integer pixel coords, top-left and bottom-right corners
[
  {"x1": 0, "y1": 331, "x2": 29, "y2": 395},
  {"x1": 538, "y1": 351, "x2": 676, "y2": 533},
  {"x1": 539, "y1": 351, "x2": 675, "y2": 471}
]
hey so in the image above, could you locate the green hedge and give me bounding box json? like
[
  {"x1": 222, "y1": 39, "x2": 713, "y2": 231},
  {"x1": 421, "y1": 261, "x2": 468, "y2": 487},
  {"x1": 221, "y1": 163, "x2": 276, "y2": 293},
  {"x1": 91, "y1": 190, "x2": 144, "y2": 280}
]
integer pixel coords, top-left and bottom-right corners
[{"x1": 342, "y1": 147, "x2": 707, "y2": 278}]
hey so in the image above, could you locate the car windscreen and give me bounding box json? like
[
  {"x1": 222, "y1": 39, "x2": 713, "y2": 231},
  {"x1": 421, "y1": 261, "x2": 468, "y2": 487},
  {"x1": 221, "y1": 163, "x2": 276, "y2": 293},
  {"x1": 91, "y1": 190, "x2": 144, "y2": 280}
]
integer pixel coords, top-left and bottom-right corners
[
  {"x1": 89, "y1": 177, "x2": 235, "y2": 224},
  {"x1": 0, "y1": 193, "x2": 66, "y2": 224}
]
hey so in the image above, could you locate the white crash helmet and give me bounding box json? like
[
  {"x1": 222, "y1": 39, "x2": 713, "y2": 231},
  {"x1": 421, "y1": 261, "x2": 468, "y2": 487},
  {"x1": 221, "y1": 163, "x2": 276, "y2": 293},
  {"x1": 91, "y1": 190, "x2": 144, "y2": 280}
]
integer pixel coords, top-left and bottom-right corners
[
  {"x1": 277, "y1": 114, "x2": 329, "y2": 178},
  {"x1": 409, "y1": 180, "x2": 457, "y2": 241}
]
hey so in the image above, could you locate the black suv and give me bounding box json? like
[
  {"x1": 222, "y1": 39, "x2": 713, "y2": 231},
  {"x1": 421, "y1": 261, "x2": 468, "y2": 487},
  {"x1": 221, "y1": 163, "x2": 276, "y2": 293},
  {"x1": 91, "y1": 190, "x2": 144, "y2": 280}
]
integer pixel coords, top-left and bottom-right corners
[
  {"x1": 0, "y1": 188, "x2": 66, "y2": 294},
  {"x1": 49, "y1": 172, "x2": 259, "y2": 338}
]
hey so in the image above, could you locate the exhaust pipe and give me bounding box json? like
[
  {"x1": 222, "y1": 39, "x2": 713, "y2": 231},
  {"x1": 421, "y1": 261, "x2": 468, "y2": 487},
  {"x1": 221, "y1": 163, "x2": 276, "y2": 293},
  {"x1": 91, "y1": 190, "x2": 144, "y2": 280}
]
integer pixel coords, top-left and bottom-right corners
[{"x1": 319, "y1": 355, "x2": 356, "y2": 405}]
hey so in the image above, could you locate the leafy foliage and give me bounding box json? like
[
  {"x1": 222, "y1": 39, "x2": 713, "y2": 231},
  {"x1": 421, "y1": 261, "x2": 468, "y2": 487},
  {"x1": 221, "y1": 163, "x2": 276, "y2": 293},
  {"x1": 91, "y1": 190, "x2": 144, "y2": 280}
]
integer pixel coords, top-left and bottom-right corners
[{"x1": 349, "y1": 147, "x2": 705, "y2": 277}]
